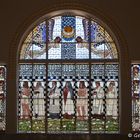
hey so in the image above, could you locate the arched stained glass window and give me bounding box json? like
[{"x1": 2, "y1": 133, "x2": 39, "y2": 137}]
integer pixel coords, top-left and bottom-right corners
[{"x1": 18, "y1": 15, "x2": 119, "y2": 133}]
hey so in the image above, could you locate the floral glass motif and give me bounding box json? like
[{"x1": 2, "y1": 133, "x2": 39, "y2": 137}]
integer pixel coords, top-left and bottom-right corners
[
  {"x1": 18, "y1": 15, "x2": 119, "y2": 133},
  {"x1": 132, "y1": 64, "x2": 140, "y2": 131},
  {"x1": 0, "y1": 65, "x2": 6, "y2": 131}
]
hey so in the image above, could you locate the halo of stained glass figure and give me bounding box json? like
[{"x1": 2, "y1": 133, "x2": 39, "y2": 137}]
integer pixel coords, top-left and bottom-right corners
[{"x1": 18, "y1": 15, "x2": 119, "y2": 133}]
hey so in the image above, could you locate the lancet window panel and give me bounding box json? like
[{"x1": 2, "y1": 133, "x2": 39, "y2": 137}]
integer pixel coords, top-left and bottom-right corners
[
  {"x1": 91, "y1": 64, "x2": 119, "y2": 132},
  {"x1": 18, "y1": 64, "x2": 46, "y2": 133},
  {"x1": 131, "y1": 64, "x2": 140, "y2": 131},
  {"x1": 0, "y1": 65, "x2": 6, "y2": 132}
]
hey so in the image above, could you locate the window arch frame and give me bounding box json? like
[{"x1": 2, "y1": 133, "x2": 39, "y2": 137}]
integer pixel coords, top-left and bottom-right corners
[{"x1": 17, "y1": 11, "x2": 120, "y2": 134}]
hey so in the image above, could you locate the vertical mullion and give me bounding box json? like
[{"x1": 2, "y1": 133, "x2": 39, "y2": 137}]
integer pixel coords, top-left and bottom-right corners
[
  {"x1": 104, "y1": 62, "x2": 106, "y2": 133},
  {"x1": 31, "y1": 63, "x2": 33, "y2": 133},
  {"x1": 45, "y1": 62, "x2": 48, "y2": 133},
  {"x1": 103, "y1": 28, "x2": 106, "y2": 133},
  {"x1": 74, "y1": 63, "x2": 76, "y2": 132},
  {"x1": 30, "y1": 28, "x2": 34, "y2": 133},
  {"x1": 74, "y1": 16, "x2": 77, "y2": 132},
  {"x1": 60, "y1": 16, "x2": 63, "y2": 132},
  {"x1": 60, "y1": 63, "x2": 63, "y2": 132},
  {"x1": 45, "y1": 19, "x2": 49, "y2": 133},
  {"x1": 17, "y1": 65, "x2": 20, "y2": 132},
  {"x1": 117, "y1": 63, "x2": 120, "y2": 132},
  {"x1": 88, "y1": 18, "x2": 92, "y2": 134},
  {"x1": 31, "y1": 30, "x2": 33, "y2": 59}
]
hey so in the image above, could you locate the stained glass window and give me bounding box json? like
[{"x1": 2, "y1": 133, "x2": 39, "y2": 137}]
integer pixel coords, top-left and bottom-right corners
[
  {"x1": 18, "y1": 64, "x2": 46, "y2": 133},
  {"x1": 18, "y1": 15, "x2": 119, "y2": 133},
  {"x1": 0, "y1": 65, "x2": 6, "y2": 131},
  {"x1": 91, "y1": 64, "x2": 119, "y2": 132},
  {"x1": 131, "y1": 64, "x2": 140, "y2": 131}
]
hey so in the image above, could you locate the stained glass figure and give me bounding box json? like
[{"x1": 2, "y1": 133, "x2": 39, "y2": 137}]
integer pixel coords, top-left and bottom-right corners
[
  {"x1": 18, "y1": 65, "x2": 32, "y2": 132},
  {"x1": 32, "y1": 65, "x2": 46, "y2": 132},
  {"x1": 62, "y1": 80, "x2": 75, "y2": 117},
  {"x1": 0, "y1": 66, "x2": 6, "y2": 131},
  {"x1": 91, "y1": 43, "x2": 106, "y2": 59},
  {"x1": 105, "y1": 64, "x2": 119, "y2": 132},
  {"x1": 48, "y1": 80, "x2": 60, "y2": 119},
  {"x1": 19, "y1": 15, "x2": 119, "y2": 134},
  {"x1": 20, "y1": 43, "x2": 46, "y2": 59},
  {"x1": 18, "y1": 64, "x2": 46, "y2": 133},
  {"x1": 92, "y1": 80, "x2": 104, "y2": 115},
  {"x1": 61, "y1": 64, "x2": 76, "y2": 132},
  {"x1": 47, "y1": 80, "x2": 61, "y2": 132},
  {"x1": 106, "y1": 80, "x2": 118, "y2": 117},
  {"x1": 91, "y1": 64, "x2": 105, "y2": 132},
  {"x1": 47, "y1": 64, "x2": 61, "y2": 132},
  {"x1": 91, "y1": 43, "x2": 117, "y2": 59},
  {"x1": 132, "y1": 64, "x2": 140, "y2": 131},
  {"x1": 76, "y1": 80, "x2": 89, "y2": 131},
  {"x1": 75, "y1": 64, "x2": 89, "y2": 131},
  {"x1": 91, "y1": 64, "x2": 119, "y2": 132}
]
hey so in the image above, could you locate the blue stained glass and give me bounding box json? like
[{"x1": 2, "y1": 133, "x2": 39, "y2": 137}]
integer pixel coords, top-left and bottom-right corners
[
  {"x1": 19, "y1": 15, "x2": 119, "y2": 133},
  {"x1": 48, "y1": 64, "x2": 61, "y2": 77},
  {"x1": 61, "y1": 43, "x2": 76, "y2": 59},
  {"x1": 42, "y1": 24, "x2": 46, "y2": 42},
  {"x1": 91, "y1": 22, "x2": 97, "y2": 41},
  {"x1": 61, "y1": 16, "x2": 76, "y2": 42},
  {"x1": 82, "y1": 18, "x2": 89, "y2": 42},
  {"x1": 33, "y1": 22, "x2": 46, "y2": 43},
  {"x1": 91, "y1": 21, "x2": 105, "y2": 43},
  {"x1": 19, "y1": 65, "x2": 32, "y2": 77},
  {"x1": 48, "y1": 19, "x2": 55, "y2": 41}
]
